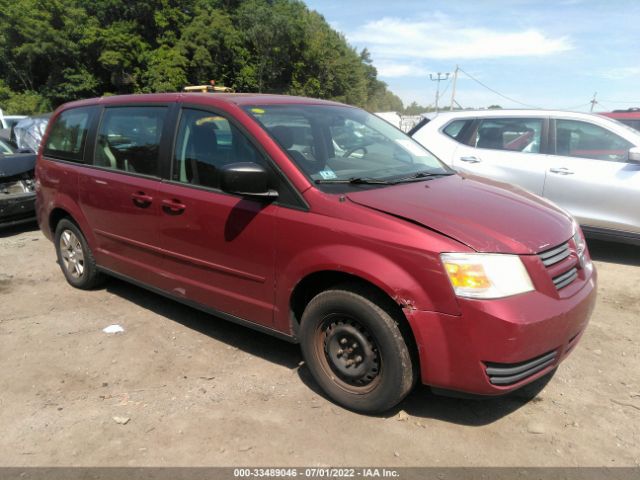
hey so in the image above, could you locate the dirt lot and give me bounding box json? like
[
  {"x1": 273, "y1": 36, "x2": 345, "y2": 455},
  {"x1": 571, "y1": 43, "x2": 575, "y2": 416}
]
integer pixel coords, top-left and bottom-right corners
[{"x1": 0, "y1": 223, "x2": 639, "y2": 467}]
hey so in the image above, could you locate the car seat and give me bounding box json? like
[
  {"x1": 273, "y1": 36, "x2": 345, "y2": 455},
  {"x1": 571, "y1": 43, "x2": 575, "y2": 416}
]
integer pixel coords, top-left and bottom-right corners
[
  {"x1": 269, "y1": 125, "x2": 322, "y2": 175},
  {"x1": 184, "y1": 123, "x2": 220, "y2": 186},
  {"x1": 477, "y1": 127, "x2": 504, "y2": 149}
]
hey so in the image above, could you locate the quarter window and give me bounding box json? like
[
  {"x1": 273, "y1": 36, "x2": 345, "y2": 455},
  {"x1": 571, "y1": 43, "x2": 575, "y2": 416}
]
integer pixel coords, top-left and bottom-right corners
[
  {"x1": 172, "y1": 108, "x2": 265, "y2": 189},
  {"x1": 43, "y1": 108, "x2": 93, "y2": 162},
  {"x1": 473, "y1": 118, "x2": 542, "y2": 153},
  {"x1": 443, "y1": 119, "x2": 473, "y2": 142},
  {"x1": 94, "y1": 107, "x2": 167, "y2": 176},
  {"x1": 555, "y1": 119, "x2": 633, "y2": 162}
]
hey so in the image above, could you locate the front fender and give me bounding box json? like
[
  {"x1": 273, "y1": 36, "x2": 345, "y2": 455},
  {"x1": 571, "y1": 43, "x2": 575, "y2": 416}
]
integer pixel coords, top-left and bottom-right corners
[{"x1": 274, "y1": 243, "x2": 461, "y2": 332}]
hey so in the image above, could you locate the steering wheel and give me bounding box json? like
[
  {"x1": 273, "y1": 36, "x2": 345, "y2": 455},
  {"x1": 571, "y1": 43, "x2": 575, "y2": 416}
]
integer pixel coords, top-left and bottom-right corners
[{"x1": 342, "y1": 146, "x2": 368, "y2": 158}]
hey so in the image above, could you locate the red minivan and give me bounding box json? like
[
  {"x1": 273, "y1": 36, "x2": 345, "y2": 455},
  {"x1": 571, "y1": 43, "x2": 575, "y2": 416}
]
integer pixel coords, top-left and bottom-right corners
[{"x1": 36, "y1": 93, "x2": 597, "y2": 413}]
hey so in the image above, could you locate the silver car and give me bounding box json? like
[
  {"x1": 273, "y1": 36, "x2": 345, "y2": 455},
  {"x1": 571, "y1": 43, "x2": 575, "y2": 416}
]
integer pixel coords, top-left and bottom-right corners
[{"x1": 410, "y1": 109, "x2": 640, "y2": 245}]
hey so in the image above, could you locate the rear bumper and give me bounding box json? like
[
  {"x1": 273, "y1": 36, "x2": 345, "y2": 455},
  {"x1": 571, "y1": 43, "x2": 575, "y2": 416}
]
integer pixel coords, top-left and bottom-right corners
[
  {"x1": 407, "y1": 270, "x2": 597, "y2": 395},
  {"x1": 0, "y1": 192, "x2": 36, "y2": 228}
]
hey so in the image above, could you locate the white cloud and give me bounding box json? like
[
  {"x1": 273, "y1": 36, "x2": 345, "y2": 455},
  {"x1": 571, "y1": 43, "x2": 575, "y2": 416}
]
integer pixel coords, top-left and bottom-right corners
[
  {"x1": 349, "y1": 16, "x2": 573, "y2": 61},
  {"x1": 598, "y1": 67, "x2": 640, "y2": 80},
  {"x1": 375, "y1": 62, "x2": 429, "y2": 78}
]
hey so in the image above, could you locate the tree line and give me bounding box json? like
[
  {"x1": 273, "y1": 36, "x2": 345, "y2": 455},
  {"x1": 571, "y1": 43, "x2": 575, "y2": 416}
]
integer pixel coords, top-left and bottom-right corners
[{"x1": 0, "y1": 0, "x2": 405, "y2": 115}]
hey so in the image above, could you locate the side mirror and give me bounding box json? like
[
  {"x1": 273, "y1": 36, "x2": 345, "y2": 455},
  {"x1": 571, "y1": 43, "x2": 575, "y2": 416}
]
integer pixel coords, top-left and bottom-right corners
[
  {"x1": 629, "y1": 147, "x2": 640, "y2": 164},
  {"x1": 220, "y1": 162, "x2": 278, "y2": 198}
]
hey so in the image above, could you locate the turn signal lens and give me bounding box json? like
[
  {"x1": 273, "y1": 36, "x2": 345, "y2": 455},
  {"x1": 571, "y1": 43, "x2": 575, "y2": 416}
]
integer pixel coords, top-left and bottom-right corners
[
  {"x1": 441, "y1": 253, "x2": 534, "y2": 299},
  {"x1": 444, "y1": 262, "x2": 491, "y2": 290}
]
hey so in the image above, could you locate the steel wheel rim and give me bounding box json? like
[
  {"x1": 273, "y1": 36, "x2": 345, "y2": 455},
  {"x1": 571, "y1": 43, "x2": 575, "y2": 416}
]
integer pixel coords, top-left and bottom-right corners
[
  {"x1": 314, "y1": 314, "x2": 382, "y2": 394},
  {"x1": 59, "y1": 230, "x2": 85, "y2": 279}
]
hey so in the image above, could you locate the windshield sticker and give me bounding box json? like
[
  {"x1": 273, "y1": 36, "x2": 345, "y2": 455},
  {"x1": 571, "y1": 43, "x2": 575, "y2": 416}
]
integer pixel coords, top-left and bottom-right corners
[
  {"x1": 318, "y1": 168, "x2": 337, "y2": 180},
  {"x1": 396, "y1": 139, "x2": 428, "y2": 157}
]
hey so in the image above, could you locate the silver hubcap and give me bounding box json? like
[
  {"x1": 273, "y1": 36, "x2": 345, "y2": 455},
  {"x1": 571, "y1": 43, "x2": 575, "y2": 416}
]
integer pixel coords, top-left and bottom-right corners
[{"x1": 59, "y1": 230, "x2": 85, "y2": 279}]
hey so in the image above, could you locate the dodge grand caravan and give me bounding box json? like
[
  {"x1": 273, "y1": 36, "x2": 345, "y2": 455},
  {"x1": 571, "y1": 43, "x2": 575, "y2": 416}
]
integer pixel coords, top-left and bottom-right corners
[{"x1": 36, "y1": 94, "x2": 597, "y2": 413}]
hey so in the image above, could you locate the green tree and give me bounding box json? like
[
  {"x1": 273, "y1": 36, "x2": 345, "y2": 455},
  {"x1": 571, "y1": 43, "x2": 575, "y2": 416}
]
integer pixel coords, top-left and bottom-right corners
[{"x1": 0, "y1": 0, "x2": 405, "y2": 113}]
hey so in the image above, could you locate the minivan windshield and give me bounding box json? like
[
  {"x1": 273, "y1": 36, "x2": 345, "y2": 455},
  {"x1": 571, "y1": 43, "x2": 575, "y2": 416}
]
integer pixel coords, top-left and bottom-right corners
[{"x1": 243, "y1": 104, "x2": 452, "y2": 189}]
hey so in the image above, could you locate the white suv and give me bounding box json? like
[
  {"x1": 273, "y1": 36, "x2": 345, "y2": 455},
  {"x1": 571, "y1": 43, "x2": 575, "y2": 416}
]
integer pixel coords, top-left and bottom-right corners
[{"x1": 410, "y1": 109, "x2": 640, "y2": 245}]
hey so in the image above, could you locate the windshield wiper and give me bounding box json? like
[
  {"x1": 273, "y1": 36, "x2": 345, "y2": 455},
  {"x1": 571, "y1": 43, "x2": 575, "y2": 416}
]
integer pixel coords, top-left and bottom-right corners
[
  {"x1": 314, "y1": 177, "x2": 393, "y2": 185},
  {"x1": 389, "y1": 171, "x2": 455, "y2": 184}
]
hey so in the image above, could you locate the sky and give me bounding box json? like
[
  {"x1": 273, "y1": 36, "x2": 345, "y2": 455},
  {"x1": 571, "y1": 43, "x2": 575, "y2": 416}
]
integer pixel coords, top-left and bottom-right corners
[{"x1": 304, "y1": 0, "x2": 640, "y2": 112}]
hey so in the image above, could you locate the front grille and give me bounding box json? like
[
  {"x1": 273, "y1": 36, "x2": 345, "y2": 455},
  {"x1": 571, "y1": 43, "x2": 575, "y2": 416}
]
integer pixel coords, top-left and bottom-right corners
[
  {"x1": 553, "y1": 267, "x2": 578, "y2": 289},
  {"x1": 538, "y1": 242, "x2": 578, "y2": 290},
  {"x1": 485, "y1": 350, "x2": 557, "y2": 385},
  {"x1": 538, "y1": 242, "x2": 570, "y2": 266}
]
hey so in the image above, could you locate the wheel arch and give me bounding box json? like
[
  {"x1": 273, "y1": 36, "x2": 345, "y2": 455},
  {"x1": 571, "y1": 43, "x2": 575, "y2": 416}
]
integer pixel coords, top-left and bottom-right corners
[
  {"x1": 49, "y1": 207, "x2": 74, "y2": 235},
  {"x1": 45, "y1": 194, "x2": 96, "y2": 247},
  {"x1": 288, "y1": 269, "x2": 420, "y2": 378}
]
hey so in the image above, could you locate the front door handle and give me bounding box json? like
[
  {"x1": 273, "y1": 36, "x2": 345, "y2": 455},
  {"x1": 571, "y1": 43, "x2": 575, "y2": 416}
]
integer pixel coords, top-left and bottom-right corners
[
  {"x1": 550, "y1": 167, "x2": 574, "y2": 175},
  {"x1": 161, "y1": 198, "x2": 186, "y2": 215},
  {"x1": 131, "y1": 191, "x2": 153, "y2": 208},
  {"x1": 460, "y1": 156, "x2": 481, "y2": 163}
]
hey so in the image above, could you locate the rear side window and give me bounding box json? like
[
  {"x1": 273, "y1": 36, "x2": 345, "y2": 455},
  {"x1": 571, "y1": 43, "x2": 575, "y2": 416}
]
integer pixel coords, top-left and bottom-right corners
[
  {"x1": 43, "y1": 108, "x2": 92, "y2": 162},
  {"x1": 473, "y1": 118, "x2": 542, "y2": 153},
  {"x1": 94, "y1": 106, "x2": 167, "y2": 176}
]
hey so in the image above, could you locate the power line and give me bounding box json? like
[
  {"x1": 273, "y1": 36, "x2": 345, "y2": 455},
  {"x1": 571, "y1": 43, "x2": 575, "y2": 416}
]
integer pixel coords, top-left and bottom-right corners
[
  {"x1": 438, "y1": 76, "x2": 452, "y2": 98},
  {"x1": 590, "y1": 92, "x2": 598, "y2": 112},
  {"x1": 598, "y1": 99, "x2": 640, "y2": 104},
  {"x1": 457, "y1": 67, "x2": 541, "y2": 109},
  {"x1": 560, "y1": 102, "x2": 592, "y2": 111}
]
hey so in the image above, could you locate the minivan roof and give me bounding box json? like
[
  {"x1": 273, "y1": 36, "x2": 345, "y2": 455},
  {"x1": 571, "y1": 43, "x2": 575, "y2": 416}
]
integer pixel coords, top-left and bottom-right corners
[{"x1": 58, "y1": 93, "x2": 346, "y2": 110}]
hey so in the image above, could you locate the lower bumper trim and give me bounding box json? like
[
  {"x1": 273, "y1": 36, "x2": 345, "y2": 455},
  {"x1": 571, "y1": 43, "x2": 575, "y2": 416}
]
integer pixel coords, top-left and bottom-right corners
[{"x1": 485, "y1": 350, "x2": 557, "y2": 385}]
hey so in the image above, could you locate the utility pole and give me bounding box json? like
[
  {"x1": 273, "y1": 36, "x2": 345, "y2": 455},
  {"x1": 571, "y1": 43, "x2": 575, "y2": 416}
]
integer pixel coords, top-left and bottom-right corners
[
  {"x1": 449, "y1": 65, "x2": 459, "y2": 111},
  {"x1": 429, "y1": 72, "x2": 450, "y2": 113},
  {"x1": 590, "y1": 92, "x2": 598, "y2": 112}
]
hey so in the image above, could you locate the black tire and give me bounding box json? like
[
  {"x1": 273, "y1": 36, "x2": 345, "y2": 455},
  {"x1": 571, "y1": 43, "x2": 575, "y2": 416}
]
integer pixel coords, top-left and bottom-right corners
[
  {"x1": 299, "y1": 284, "x2": 416, "y2": 413},
  {"x1": 54, "y1": 218, "x2": 105, "y2": 290}
]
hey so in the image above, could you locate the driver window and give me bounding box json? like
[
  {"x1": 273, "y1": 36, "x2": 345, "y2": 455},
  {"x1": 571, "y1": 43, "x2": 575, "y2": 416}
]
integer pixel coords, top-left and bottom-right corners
[
  {"x1": 172, "y1": 108, "x2": 265, "y2": 189},
  {"x1": 555, "y1": 119, "x2": 632, "y2": 162}
]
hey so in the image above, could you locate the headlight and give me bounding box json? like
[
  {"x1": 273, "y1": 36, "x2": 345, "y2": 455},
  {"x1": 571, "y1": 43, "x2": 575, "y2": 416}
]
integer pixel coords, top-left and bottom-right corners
[
  {"x1": 572, "y1": 223, "x2": 586, "y2": 256},
  {"x1": 441, "y1": 253, "x2": 534, "y2": 299},
  {"x1": 572, "y1": 222, "x2": 590, "y2": 270},
  {"x1": 0, "y1": 181, "x2": 29, "y2": 195}
]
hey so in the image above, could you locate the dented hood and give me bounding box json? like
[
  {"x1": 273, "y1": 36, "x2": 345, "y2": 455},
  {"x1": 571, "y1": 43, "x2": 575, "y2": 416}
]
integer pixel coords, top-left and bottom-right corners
[
  {"x1": 347, "y1": 174, "x2": 574, "y2": 254},
  {"x1": 0, "y1": 153, "x2": 36, "y2": 180}
]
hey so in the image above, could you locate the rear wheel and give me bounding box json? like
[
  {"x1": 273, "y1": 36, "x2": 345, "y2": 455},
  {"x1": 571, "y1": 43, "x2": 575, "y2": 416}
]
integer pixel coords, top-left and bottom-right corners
[
  {"x1": 299, "y1": 285, "x2": 415, "y2": 413},
  {"x1": 54, "y1": 219, "x2": 104, "y2": 289}
]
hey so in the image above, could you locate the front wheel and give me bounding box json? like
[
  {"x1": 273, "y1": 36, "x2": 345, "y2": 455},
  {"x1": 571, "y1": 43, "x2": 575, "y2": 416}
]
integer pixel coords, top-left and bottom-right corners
[{"x1": 299, "y1": 285, "x2": 416, "y2": 413}]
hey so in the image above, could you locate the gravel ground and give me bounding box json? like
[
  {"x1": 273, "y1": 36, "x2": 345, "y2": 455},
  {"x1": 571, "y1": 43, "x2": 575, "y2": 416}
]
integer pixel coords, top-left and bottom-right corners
[{"x1": 0, "y1": 223, "x2": 639, "y2": 467}]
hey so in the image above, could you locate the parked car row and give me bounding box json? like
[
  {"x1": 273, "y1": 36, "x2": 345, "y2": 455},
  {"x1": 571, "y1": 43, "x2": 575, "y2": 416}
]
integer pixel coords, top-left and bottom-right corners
[
  {"x1": 600, "y1": 108, "x2": 640, "y2": 132},
  {"x1": 0, "y1": 112, "x2": 50, "y2": 227},
  {"x1": 0, "y1": 137, "x2": 36, "y2": 227},
  {"x1": 410, "y1": 109, "x2": 640, "y2": 246}
]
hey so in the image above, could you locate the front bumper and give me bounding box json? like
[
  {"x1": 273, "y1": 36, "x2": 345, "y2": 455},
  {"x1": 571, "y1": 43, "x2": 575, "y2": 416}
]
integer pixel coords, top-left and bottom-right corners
[
  {"x1": 406, "y1": 270, "x2": 597, "y2": 395},
  {"x1": 0, "y1": 192, "x2": 36, "y2": 228}
]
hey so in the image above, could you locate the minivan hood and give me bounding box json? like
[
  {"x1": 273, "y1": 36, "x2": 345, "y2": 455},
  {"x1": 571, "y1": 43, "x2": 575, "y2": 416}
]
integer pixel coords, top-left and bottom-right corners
[{"x1": 347, "y1": 174, "x2": 574, "y2": 254}]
